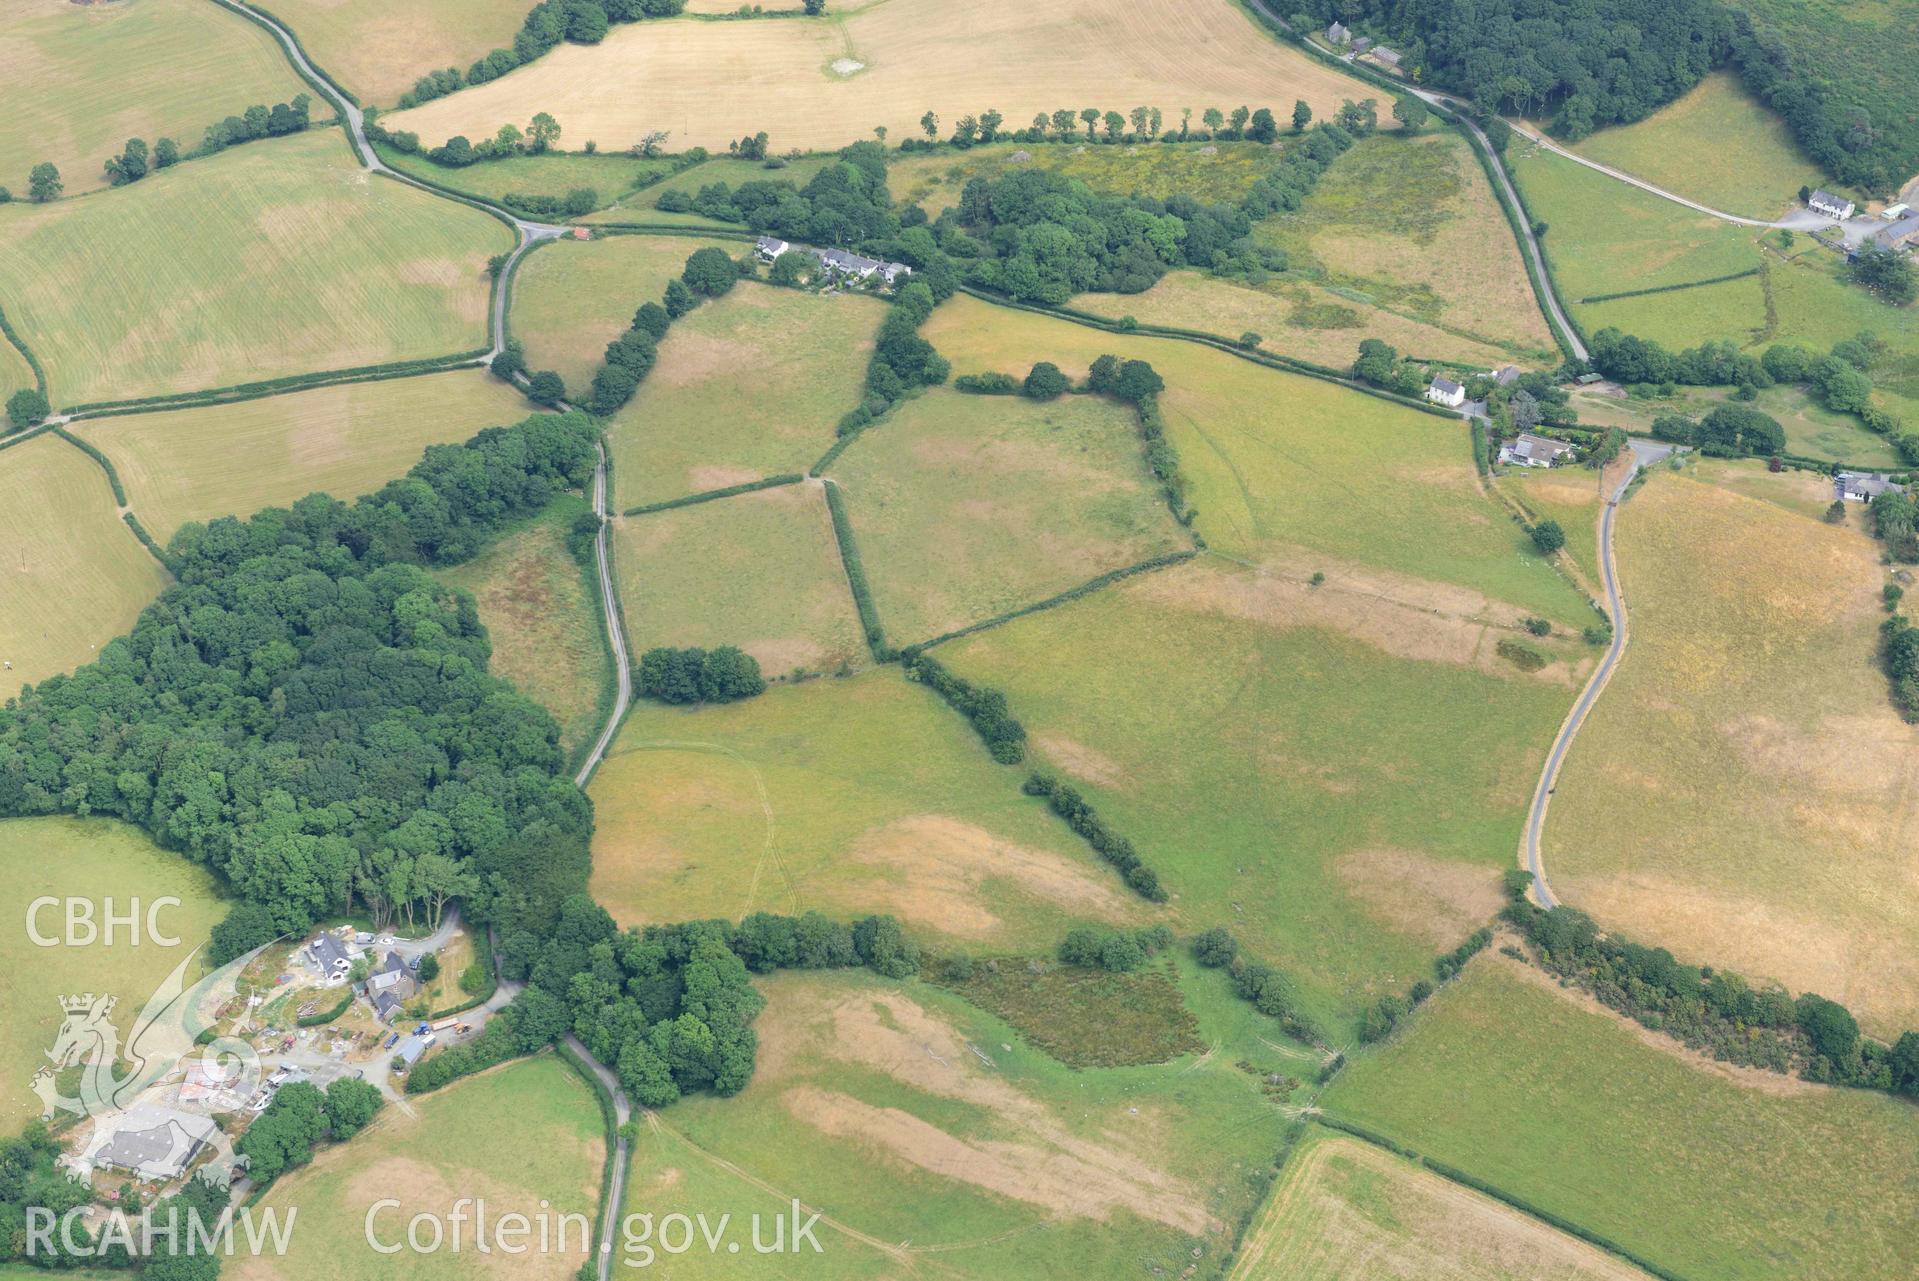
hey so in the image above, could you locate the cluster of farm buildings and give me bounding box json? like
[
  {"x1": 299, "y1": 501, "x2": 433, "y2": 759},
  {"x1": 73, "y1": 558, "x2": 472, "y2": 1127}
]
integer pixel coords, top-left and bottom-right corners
[{"x1": 755, "y1": 236, "x2": 913, "y2": 285}]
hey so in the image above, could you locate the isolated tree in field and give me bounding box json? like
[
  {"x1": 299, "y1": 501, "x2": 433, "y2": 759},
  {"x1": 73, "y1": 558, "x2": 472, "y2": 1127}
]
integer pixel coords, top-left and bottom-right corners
[
  {"x1": 1080, "y1": 107, "x2": 1100, "y2": 139},
  {"x1": 1202, "y1": 107, "x2": 1224, "y2": 136},
  {"x1": 153, "y1": 137, "x2": 178, "y2": 168},
  {"x1": 1530, "y1": 519, "x2": 1566, "y2": 554},
  {"x1": 1102, "y1": 111, "x2": 1125, "y2": 141},
  {"x1": 920, "y1": 111, "x2": 938, "y2": 141},
  {"x1": 526, "y1": 370, "x2": 566, "y2": 405},
  {"x1": 979, "y1": 110, "x2": 1003, "y2": 143},
  {"x1": 682, "y1": 246, "x2": 740, "y2": 297},
  {"x1": 1051, "y1": 109, "x2": 1076, "y2": 140},
  {"x1": 527, "y1": 111, "x2": 561, "y2": 151},
  {"x1": 1824, "y1": 499, "x2": 1847, "y2": 524},
  {"x1": 1291, "y1": 99, "x2": 1312, "y2": 132},
  {"x1": 28, "y1": 162, "x2": 61, "y2": 202},
  {"x1": 1023, "y1": 361, "x2": 1068, "y2": 399},
  {"x1": 6, "y1": 388, "x2": 49, "y2": 431},
  {"x1": 1392, "y1": 95, "x2": 1429, "y2": 132},
  {"x1": 1247, "y1": 108, "x2": 1278, "y2": 143}
]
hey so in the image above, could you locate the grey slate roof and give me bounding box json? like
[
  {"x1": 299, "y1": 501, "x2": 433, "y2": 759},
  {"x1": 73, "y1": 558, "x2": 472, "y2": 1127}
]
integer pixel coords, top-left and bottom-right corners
[
  {"x1": 1809, "y1": 189, "x2": 1852, "y2": 213},
  {"x1": 1836, "y1": 471, "x2": 1905, "y2": 500},
  {"x1": 92, "y1": 1106, "x2": 216, "y2": 1180},
  {"x1": 1429, "y1": 376, "x2": 1463, "y2": 396},
  {"x1": 1508, "y1": 432, "x2": 1575, "y2": 463},
  {"x1": 1872, "y1": 213, "x2": 1919, "y2": 249}
]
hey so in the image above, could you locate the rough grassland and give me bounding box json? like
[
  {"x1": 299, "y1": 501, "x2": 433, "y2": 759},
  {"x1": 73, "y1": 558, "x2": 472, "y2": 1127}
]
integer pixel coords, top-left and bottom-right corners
[
  {"x1": 77, "y1": 370, "x2": 531, "y2": 541},
  {"x1": 0, "y1": 132, "x2": 507, "y2": 405},
  {"x1": 230, "y1": 1055, "x2": 604, "y2": 1281},
  {"x1": 1543, "y1": 473, "x2": 1919, "y2": 1033},
  {"x1": 1228, "y1": 1128, "x2": 1651, "y2": 1281},
  {"x1": 589, "y1": 667, "x2": 1151, "y2": 949},
  {"x1": 1572, "y1": 382, "x2": 1905, "y2": 469},
  {"x1": 0, "y1": 818, "x2": 226, "y2": 1130},
  {"x1": 829, "y1": 388, "x2": 1189, "y2": 644},
  {"x1": 508, "y1": 233, "x2": 728, "y2": 395},
  {"x1": 1492, "y1": 466, "x2": 1603, "y2": 588},
  {"x1": 1321, "y1": 957, "x2": 1919, "y2": 1281},
  {"x1": 607, "y1": 285, "x2": 882, "y2": 507},
  {"x1": 613, "y1": 482, "x2": 862, "y2": 675},
  {"x1": 379, "y1": 145, "x2": 674, "y2": 212},
  {"x1": 439, "y1": 496, "x2": 612, "y2": 757},
  {"x1": 622, "y1": 970, "x2": 1289, "y2": 1279},
  {"x1": 584, "y1": 154, "x2": 836, "y2": 225},
  {"x1": 923, "y1": 295, "x2": 1596, "y2": 626},
  {"x1": 385, "y1": 0, "x2": 1367, "y2": 156},
  {"x1": 260, "y1": 0, "x2": 533, "y2": 106},
  {"x1": 942, "y1": 561, "x2": 1583, "y2": 1035},
  {"x1": 0, "y1": 0, "x2": 304, "y2": 196},
  {"x1": 1570, "y1": 72, "x2": 1825, "y2": 219},
  {"x1": 889, "y1": 140, "x2": 1288, "y2": 219},
  {"x1": 0, "y1": 436, "x2": 172, "y2": 700}
]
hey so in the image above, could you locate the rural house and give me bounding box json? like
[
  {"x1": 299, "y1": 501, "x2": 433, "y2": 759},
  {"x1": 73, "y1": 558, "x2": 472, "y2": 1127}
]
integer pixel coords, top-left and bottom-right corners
[
  {"x1": 1835, "y1": 471, "x2": 1906, "y2": 503},
  {"x1": 754, "y1": 235, "x2": 789, "y2": 262},
  {"x1": 1492, "y1": 364, "x2": 1522, "y2": 387},
  {"x1": 1500, "y1": 432, "x2": 1576, "y2": 467},
  {"x1": 1326, "y1": 21, "x2": 1350, "y2": 44},
  {"x1": 305, "y1": 929, "x2": 358, "y2": 981},
  {"x1": 85, "y1": 1105, "x2": 218, "y2": 1183},
  {"x1": 809, "y1": 247, "x2": 913, "y2": 286},
  {"x1": 1425, "y1": 376, "x2": 1466, "y2": 408},
  {"x1": 1808, "y1": 189, "x2": 1855, "y2": 220}
]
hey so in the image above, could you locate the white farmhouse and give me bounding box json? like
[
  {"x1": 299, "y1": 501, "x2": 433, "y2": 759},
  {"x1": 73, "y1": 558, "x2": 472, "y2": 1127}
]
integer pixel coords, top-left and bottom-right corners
[
  {"x1": 1808, "y1": 189, "x2": 1855, "y2": 220},
  {"x1": 1425, "y1": 376, "x2": 1466, "y2": 409}
]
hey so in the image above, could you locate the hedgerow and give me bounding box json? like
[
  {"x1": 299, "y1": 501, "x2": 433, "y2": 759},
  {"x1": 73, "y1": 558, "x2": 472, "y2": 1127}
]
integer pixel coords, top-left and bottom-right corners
[
  {"x1": 903, "y1": 653, "x2": 1025, "y2": 762},
  {"x1": 822, "y1": 480, "x2": 886, "y2": 657},
  {"x1": 1022, "y1": 772, "x2": 1167, "y2": 902}
]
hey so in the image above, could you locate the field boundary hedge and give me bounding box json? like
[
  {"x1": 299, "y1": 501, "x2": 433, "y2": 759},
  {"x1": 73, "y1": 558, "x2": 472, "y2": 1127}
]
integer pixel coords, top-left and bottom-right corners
[
  {"x1": 0, "y1": 424, "x2": 54, "y2": 454},
  {"x1": 563, "y1": 476, "x2": 624, "y2": 785},
  {"x1": 908, "y1": 550, "x2": 1198, "y2": 653},
  {"x1": 51, "y1": 426, "x2": 128, "y2": 505},
  {"x1": 622, "y1": 473, "x2": 802, "y2": 516},
  {"x1": 591, "y1": 224, "x2": 759, "y2": 242},
  {"x1": 122, "y1": 513, "x2": 177, "y2": 574},
  {"x1": 1579, "y1": 268, "x2": 1761, "y2": 305},
  {"x1": 821, "y1": 479, "x2": 886, "y2": 659},
  {"x1": 63, "y1": 352, "x2": 489, "y2": 418},
  {"x1": 295, "y1": 988, "x2": 355, "y2": 1027},
  {"x1": 209, "y1": 0, "x2": 362, "y2": 137},
  {"x1": 1310, "y1": 1114, "x2": 1691, "y2": 1281},
  {"x1": 0, "y1": 305, "x2": 49, "y2": 399}
]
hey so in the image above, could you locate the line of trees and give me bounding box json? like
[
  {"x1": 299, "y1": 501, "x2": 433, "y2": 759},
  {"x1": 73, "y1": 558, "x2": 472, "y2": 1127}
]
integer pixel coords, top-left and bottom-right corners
[
  {"x1": 636, "y1": 646, "x2": 766, "y2": 704},
  {"x1": 902, "y1": 654, "x2": 1026, "y2": 761},
  {"x1": 1058, "y1": 924, "x2": 1175, "y2": 971},
  {"x1": 1189, "y1": 928, "x2": 1324, "y2": 1046},
  {"x1": 100, "y1": 95, "x2": 311, "y2": 188},
  {"x1": 398, "y1": 0, "x2": 687, "y2": 109},
  {"x1": 1023, "y1": 772, "x2": 1166, "y2": 902},
  {"x1": 566, "y1": 244, "x2": 749, "y2": 416}
]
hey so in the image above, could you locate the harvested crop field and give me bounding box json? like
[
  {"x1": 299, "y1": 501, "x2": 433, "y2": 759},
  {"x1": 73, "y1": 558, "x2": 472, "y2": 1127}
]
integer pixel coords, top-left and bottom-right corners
[
  {"x1": 1229, "y1": 1128, "x2": 1652, "y2": 1281},
  {"x1": 385, "y1": 0, "x2": 1365, "y2": 156},
  {"x1": 828, "y1": 387, "x2": 1190, "y2": 645},
  {"x1": 589, "y1": 667, "x2": 1150, "y2": 947},
  {"x1": 507, "y1": 233, "x2": 730, "y2": 395},
  {"x1": 612, "y1": 482, "x2": 863, "y2": 676},
  {"x1": 0, "y1": 131, "x2": 507, "y2": 405},
  {"x1": 0, "y1": 0, "x2": 305, "y2": 196},
  {"x1": 608, "y1": 285, "x2": 882, "y2": 507},
  {"x1": 77, "y1": 369, "x2": 531, "y2": 539},
  {"x1": 623, "y1": 971, "x2": 1285, "y2": 1277},
  {"x1": 1542, "y1": 471, "x2": 1919, "y2": 1033},
  {"x1": 0, "y1": 434, "x2": 170, "y2": 699},
  {"x1": 263, "y1": 0, "x2": 533, "y2": 106}
]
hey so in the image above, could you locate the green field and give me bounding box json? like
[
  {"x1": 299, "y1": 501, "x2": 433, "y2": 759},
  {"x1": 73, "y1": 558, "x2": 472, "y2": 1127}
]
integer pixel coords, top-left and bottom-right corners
[
  {"x1": 0, "y1": 434, "x2": 172, "y2": 699},
  {"x1": 260, "y1": 0, "x2": 533, "y2": 106},
  {"x1": 889, "y1": 139, "x2": 1288, "y2": 218},
  {"x1": 607, "y1": 285, "x2": 882, "y2": 508},
  {"x1": 231, "y1": 1054, "x2": 605, "y2": 1281},
  {"x1": 0, "y1": 818, "x2": 227, "y2": 1130},
  {"x1": 1229, "y1": 1127, "x2": 1651, "y2": 1281},
  {"x1": 379, "y1": 144, "x2": 675, "y2": 212},
  {"x1": 78, "y1": 369, "x2": 532, "y2": 540},
  {"x1": 0, "y1": 131, "x2": 508, "y2": 405},
  {"x1": 584, "y1": 154, "x2": 839, "y2": 226},
  {"x1": 923, "y1": 295, "x2": 1596, "y2": 626},
  {"x1": 508, "y1": 232, "x2": 730, "y2": 394},
  {"x1": 588, "y1": 666, "x2": 1153, "y2": 949},
  {"x1": 941, "y1": 559, "x2": 1586, "y2": 1035},
  {"x1": 613, "y1": 482, "x2": 863, "y2": 677},
  {"x1": 1491, "y1": 464, "x2": 1606, "y2": 588},
  {"x1": 0, "y1": 333, "x2": 34, "y2": 406},
  {"x1": 0, "y1": 0, "x2": 305, "y2": 197},
  {"x1": 1570, "y1": 72, "x2": 1826, "y2": 218},
  {"x1": 1321, "y1": 958, "x2": 1919, "y2": 1281},
  {"x1": 439, "y1": 495, "x2": 613, "y2": 758},
  {"x1": 829, "y1": 388, "x2": 1189, "y2": 645},
  {"x1": 621, "y1": 969, "x2": 1288, "y2": 1279},
  {"x1": 1570, "y1": 381, "x2": 1906, "y2": 468},
  {"x1": 1544, "y1": 472, "x2": 1919, "y2": 1033}
]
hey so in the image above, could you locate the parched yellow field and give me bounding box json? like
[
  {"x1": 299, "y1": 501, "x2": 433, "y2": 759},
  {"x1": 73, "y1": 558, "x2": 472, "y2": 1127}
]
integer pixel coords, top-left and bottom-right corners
[
  {"x1": 0, "y1": 131, "x2": 507, "y2": 405},
  {"x1": 1544, "y1": 471, "x2": 1919, "y2": 1033},
  {"x1": 387, "y1": 0, "x2": 1366, "y2": 155},
  {"x1": 0, "y1": 0, "x2": 305, "y2": 196},
  {"x1": 262, "y1": 0, "x2": 533, "y2": 106},
  {"x1": 1570, "y1": 72, "x2": 1825, "y2": 220},
  {"x1": 77, "y1": 369, "x2": 530, "y2": 539},
  {"x1": 1230, "y1": 1129, "x2": 1651, "y2": 1281},
  {"x1": 0, "y1": 435, "x2": 171, "y2": 700},
  {"x1": 509, "y1": 233, "x2": 729, "y2": 396}
]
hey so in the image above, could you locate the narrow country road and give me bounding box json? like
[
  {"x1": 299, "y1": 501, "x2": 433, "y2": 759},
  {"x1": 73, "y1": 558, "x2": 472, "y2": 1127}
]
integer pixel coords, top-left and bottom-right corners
[
  {"x1": 1519, "y1": 440, "x2": 1671, "y2": 905},
  {"x1": 575, "y1": 444, "x2": 633, "y2": 788}
]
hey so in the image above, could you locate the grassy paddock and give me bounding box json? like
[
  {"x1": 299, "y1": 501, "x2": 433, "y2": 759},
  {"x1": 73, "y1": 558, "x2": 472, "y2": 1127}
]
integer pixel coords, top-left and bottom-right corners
[
  {"x1": 379, "y1": 145, "x2": 676, "y2": 212},
  {"x1": 0, "y1": 0, "x2": 305, "y2": 196},
  {"x1": 621, "y1": 969, "x2": 1287, "y2": 1279},
  {"x1": 585, "y1": 154, "x2": 836, "y2": 224},
  {"x1": 607, "y1": 285, "x2": 883, "y2": 508},
  {"x1": 229, "y1": 1055, "x2": 605, "y2": 1281},
  {"x1": 0, "y1": 434, "x2": 171, "y2": 698},
  {"x1": 588, "y1": 667, "x2": 1154, "y2": 950},
  {"x1": 385, "y1": 0, "x2": 1370, "y2": 156},
  {"x1": 1544, "y1": 472, "x2": 1919, "y2": 1033},
  {"x1": 77, "y1": 369, "x2": 531, "y2": 540},
  {"x1": 0, "y1": 131, "x2": 508, "y2": 405},
  {"x1": 259, "y1": 0, "x2": 534, "y2": 106},
  {"x1": 507, "y1": 232, "x2": 729, "y2": 394},
  {"x1": 0, "y1": 818, "x2": 226, "y2": 1130},
  {"x1": 439, "y1": 495, "x2": 614, "y2": 757},
  {"x1": 830, "y1": 387, "x2": 1190, "y2": 645},
  {"x1": 1321, "y1": 957, "x2": 1919, "y2": 1281}
]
